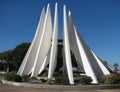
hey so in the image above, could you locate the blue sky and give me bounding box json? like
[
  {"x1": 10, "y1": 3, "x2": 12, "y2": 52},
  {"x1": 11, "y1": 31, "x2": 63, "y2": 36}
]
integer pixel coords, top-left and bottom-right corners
[{"x1": 0, "y1": 0, "x2": 120, "y2": 67}]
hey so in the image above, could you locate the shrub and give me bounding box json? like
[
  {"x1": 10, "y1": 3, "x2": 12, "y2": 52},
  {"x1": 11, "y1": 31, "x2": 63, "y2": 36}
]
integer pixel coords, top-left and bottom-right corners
[
  {"x1": 29, "y1": 77, "x2": 38, "y2": 81},
  {"x1": 99, "y1": 76, "x2": 105, "y2": 84},
  {"x1": 79, "y1": 75, "x2": 92, "y2": 85},
  {"x1": 105, "y1": 73, "x2": 120, "y2": 84},
  {"x1": 5, "y1": 71, "x2": 22, "y2": 82},
  {"x1": 22, "y1": 75, "x2": 30, "y2": 82},
  {"x1": 55, "y1": 76, "x2": 69, "y2": 85}
]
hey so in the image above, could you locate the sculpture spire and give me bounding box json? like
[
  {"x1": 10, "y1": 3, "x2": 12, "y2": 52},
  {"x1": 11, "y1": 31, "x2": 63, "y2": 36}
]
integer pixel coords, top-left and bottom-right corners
[{"x1": 18, "y1": 3, "x2": 111, "y2": 85}]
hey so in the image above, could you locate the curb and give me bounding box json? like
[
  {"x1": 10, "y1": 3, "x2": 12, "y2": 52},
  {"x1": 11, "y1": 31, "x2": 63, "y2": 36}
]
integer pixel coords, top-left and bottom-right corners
[{"x1": 2, "y1": 79, "x2": 120, "y2": 90}]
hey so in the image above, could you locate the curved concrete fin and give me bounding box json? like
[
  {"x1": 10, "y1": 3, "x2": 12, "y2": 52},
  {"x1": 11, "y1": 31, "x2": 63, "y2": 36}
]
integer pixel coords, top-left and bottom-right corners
[
  {"x1": 63, "y1": 5, "x2": 74, "y2": 85},
  {"x1": 48, "y1": 3, "x2": 58, "y2": 79},
  {"x1": 17, "y1": 3, "x2": 111, "y2": 85},
  {"x1": 76, "y1": 26, "x2": 107, "y2": 80},
  {"x1": 31, "y1": 4, "x2": 52, "y2": 77},
  {"x1": 74, "y1": 26, "x2": 98, "y2": 84},
  {"x1": 17, "y1": 7, "x2": 46, "y2": 76},
  {"x1": 91, "y1": 50, "x2": 110, "y2": 75},
  {"x1": 38, "y1": 49, "x2": 51, "y2": 74},
  {"x1": 68, "y1": 11, "x2": 84, "y2": 71}
]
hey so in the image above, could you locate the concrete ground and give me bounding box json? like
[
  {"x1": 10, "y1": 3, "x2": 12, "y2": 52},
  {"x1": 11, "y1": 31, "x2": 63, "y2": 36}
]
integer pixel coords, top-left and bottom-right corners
[
  {"x1": 0, "y1": 74, "x2": 120, "y2": 92},
  {"x1": 0, "y1": 83, "x2": 120, "y2": 92}
]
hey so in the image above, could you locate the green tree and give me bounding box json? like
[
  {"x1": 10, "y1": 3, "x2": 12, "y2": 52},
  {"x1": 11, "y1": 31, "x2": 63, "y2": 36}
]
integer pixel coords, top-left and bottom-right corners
[
  {"x1": 103, "y1": 61, "x2": 108, "y2": 65},
  {"x1": 0, "y1": 42, "x2": 78, "y2": 72},
  {"x1": 0, "y1": 50, "x2": 13, "y2": 61},
  {"x1": 11, "y1": 42, "x2": 30, "y2": 70},
  {"x1": 113, "y1": 63, "x2": 119, "y2": 71},
  {"x1": 0, "y1": 42, "x2": 30, "y2": 71}
]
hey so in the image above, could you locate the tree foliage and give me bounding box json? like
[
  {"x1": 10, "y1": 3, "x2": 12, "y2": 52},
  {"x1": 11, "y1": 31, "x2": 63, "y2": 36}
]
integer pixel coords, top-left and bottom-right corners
[
  {"x1": 0, "y1": 42, "x2": 78, "y2": 72},
  {"x1": 5, "y1": 71, "x2": 22, "y2": 82},
  {"x1": 113, "y1": 63, "x2": 119, "y2": 71},
  {"x1": 79, "y1": 75, "x2": 92, "y2": 85},
  {"x1": 105, "y1": 73, "x2": 120, "y2": 84},
  {"x1": 0, "y1": 42, "x2": 30, "y2": 71},
  {"x1": 11, "y1": 42, "x2": 30, "y2": 70}
]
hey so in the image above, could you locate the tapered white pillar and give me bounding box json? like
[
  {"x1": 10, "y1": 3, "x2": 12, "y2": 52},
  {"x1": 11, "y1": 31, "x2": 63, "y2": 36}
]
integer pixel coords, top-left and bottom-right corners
[
  {"x1": 38, "y1": 49, "x2": 51, "y2": 74},
  {"x1": 63, "y1": 5, "x2": 74, "y2": 85},
  {"x1": 91, "y1": 50, "x2": 110, "y2": 75},
  {"x1": 31, "y1": 4, "x2": 52, "y2": 77},
  {"x1": 48, "y1": 3, "x2": 58, "y2": 79},
  {"x1": 68, "y1": 11, "x2": 83, "y2": 71},
  {"x1": 17, "y1": 8, "x2": 46, "y2": 76},
  {"x1": 17, "y1": 3, "x2": 112, "y2": 85},
  {"x1": 74, "y1": 26, "x2": 98, "y2": 84},
  {"x1": 68, "y1": 11, "x2": 98, "y2": 83}
]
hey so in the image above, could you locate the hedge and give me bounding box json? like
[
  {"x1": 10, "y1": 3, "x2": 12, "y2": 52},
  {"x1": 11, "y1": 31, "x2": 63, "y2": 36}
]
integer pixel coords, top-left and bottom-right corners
[{"x1": 5, "y1": 71, "x2": 22, "y2": 82}]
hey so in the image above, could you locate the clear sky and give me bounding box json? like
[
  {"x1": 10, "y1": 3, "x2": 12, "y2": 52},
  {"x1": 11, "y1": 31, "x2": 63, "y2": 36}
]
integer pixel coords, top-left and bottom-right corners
[{"x1": 0, "y1": 0, "x2": 120, "y2": 67}]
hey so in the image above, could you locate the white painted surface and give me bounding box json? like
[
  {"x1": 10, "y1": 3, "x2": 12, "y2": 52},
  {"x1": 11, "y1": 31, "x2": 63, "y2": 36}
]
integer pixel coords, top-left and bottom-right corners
[
  {"x1": 17, "y1": 8, "x2": 45, "y2": 76},
  {"x1": 17, "y1": 3, "x2": 111, "y2": 84},
  {"x1": 31, "y1": 4, "x2": 52, "y2": 77},
  {"x1": 68, "y1": 11, "x2": 83, "y2": 71},
  {"x1": 74, "y1": 26, "x2": 98, "y2": 84},
  {"x1": 48, "y1": 3, "x2": 58, "y2": 79},
  {"x1": 91, "y1": 50, "x2": 110, "y2": 75},
  {"x1": 63, "y1": 5, "x2": 74, "y2": 84}
]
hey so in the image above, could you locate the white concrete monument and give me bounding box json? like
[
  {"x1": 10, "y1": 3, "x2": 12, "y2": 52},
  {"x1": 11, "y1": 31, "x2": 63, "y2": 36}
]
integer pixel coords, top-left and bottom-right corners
[{"x1": 17, "y1": 3, "x2": 111, "y2": 84}]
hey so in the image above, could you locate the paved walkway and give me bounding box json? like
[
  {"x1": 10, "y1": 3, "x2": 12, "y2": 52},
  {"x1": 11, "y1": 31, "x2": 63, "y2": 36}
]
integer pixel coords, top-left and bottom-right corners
[
  {"x1": 0, "y1": 74, "x2": 120, "y2": 92},
  {"x1": 0, "y1": 83, "x2": 120, "y2": 92}
]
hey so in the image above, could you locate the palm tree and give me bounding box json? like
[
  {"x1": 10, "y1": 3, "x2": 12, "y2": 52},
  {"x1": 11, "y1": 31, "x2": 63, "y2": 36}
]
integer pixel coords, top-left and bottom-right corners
[{"x1": 113, "y1": 63, "x2": 119, "y2": 71}]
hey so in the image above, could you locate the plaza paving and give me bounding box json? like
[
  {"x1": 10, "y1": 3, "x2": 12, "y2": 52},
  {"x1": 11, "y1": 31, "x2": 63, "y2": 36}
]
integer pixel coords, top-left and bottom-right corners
[
  {"x1": 0, "y1": 83, "x2": 120, "y2": 92},
  {"x1": 0, "y1": 74, "x2": 120, "y2": 92}
]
